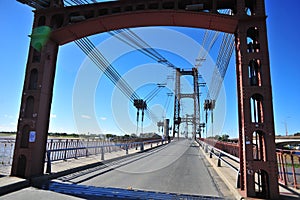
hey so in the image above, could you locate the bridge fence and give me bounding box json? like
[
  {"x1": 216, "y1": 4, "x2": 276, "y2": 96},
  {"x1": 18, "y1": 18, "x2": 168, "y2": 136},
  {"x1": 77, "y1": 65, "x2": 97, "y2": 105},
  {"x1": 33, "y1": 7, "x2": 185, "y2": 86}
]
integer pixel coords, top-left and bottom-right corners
[
  {"x1": 46, "y1": 139, "x2": 123, "y2": 162},
  {"x1": 196, "y1": 139, "x2": 240, "y2": 188},
  {"x1": 277, "y1": 149, "x2": 300, "y2": 189},
  {"x1": 45, "y1": 138, "x2": 163, "y2": 173},
  {"x1": 198, "y1": 138, "x2": 239, "y2": 157},
  {"x1": 0, "y1": 138, "x2": 163, "y2": 175},
  {"x1": 198, "y1": 138, "x2": 300, "y2": 190}
]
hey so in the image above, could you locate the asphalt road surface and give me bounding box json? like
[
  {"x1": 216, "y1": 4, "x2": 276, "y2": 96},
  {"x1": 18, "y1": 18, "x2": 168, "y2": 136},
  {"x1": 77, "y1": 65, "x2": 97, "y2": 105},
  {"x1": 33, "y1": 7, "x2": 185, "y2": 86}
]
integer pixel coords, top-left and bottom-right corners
[{"x1": 2, "y1": 139, "x2": 234, "y2": 199}]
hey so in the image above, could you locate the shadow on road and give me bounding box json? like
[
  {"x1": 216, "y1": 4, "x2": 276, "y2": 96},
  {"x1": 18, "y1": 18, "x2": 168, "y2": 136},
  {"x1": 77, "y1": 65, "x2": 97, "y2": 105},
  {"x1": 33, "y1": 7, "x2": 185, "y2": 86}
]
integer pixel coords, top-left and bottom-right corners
[{"x1": 40, "y1": 181, "x2": 224, "y2": 200}]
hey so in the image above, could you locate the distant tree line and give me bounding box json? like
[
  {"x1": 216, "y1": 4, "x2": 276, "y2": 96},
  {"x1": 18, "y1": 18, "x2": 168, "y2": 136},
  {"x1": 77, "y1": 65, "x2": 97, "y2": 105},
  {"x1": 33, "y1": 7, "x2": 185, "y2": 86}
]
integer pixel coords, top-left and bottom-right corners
[
  {"x1": 0, "y1": 131, "x2": 162, "y2": 139},
  {"x1": 2, "y1": 131, "x2": 300, "y2": 138},
  {"x1": 0, "y1": 131, "x2": 16, "y2": 135},
  {"x1": 293, "y1": 132, "x2": 300, "y2": 136},
  {"x1": 207, "y1": 134, "x2": 230, "y2": 142},
  {"x1": 105, "y1": 133, "x2": 161, "y2": 142},
  {"x1": 48, "y1": 132, "x2": 80, "y2": 138}
]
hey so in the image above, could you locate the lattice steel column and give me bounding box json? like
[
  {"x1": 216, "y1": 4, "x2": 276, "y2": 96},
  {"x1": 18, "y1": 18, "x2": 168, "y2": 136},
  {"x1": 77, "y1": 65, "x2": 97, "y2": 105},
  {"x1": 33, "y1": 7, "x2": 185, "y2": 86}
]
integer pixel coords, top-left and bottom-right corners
[
  {"x1": 172, "y1": 68, "x2": 200, "y2": 140},
  {"x1": 235, "y1": 0, "x2": 279, "y2": 198}
]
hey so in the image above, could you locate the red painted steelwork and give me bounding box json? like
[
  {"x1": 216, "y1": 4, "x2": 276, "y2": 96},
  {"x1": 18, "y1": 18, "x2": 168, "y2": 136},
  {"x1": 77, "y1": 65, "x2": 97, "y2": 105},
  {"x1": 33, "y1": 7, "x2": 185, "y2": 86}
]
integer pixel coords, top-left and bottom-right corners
[
  {"x1": 50, "y1": 11, "x2": 238, "y2": 45},
  {"x1": 277, "y1": 149, "x2": 300, "y2": 189},
  {"x1": 201, "y1": 138, "x2": 239, "y2": 158},
  {"x1": 12, "y1": 0, "x2": 279, "y2": 198}
]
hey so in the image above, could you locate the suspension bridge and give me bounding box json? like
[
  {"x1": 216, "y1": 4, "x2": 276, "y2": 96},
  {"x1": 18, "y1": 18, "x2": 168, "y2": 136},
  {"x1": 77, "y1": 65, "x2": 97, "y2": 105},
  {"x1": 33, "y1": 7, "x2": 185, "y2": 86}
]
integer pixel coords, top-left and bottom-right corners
[{"x1": 1, "y1": 0, "x2": 299, "y2": 199}]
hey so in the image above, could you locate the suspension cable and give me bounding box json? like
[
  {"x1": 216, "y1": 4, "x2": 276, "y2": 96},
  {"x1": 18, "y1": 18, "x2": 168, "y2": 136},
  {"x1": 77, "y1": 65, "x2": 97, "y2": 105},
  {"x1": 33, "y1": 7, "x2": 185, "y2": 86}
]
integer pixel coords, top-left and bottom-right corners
[
  {"x1": 207, "y1": 33, "x2": 234, "y2": 101},
  {"x1": 63, "y1": 0, "x2": 174, "y2": 125},
  {"x1": 77, "y1": 38, "x2": 140, "y2": 101},
  {"x1": 109, "y1": 29, "x2": 176, "y2": 68},
  {"x1": 109, "y1": 30, "x2": 160, "y2": 61}
]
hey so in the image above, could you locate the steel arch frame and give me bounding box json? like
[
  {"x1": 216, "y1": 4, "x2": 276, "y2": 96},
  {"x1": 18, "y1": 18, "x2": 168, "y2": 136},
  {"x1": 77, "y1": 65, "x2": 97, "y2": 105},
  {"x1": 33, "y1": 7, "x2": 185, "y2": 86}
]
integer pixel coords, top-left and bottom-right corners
[{"x1": 12, "y1": 0, "x2": 279, "y2": 198}]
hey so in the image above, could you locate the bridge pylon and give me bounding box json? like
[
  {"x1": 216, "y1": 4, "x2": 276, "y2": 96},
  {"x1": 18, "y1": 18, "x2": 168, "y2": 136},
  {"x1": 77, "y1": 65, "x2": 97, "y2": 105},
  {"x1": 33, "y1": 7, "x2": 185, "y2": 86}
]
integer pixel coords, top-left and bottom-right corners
[
  {"x1": 12, "y1": 1, "x2": 279, "y2": 198},
  {"x1": 235, "y1": 0, "x2": 279, "y2": 198},
  {"x1": 172, "y1": 68, "x2": 200, "y2": 140},
  {"x1": 11, "y1": 0, "x2": 64, "y2": 178}
]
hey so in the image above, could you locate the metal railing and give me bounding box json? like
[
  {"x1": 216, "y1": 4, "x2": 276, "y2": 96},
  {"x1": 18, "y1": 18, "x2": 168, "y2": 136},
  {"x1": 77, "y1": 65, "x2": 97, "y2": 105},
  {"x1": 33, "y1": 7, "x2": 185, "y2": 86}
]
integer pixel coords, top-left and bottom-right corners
[
  {"x1": 199, "y1": 138, "x2": 239, "y2": 158},
  {"x1": 0, "y1": 138, "x2": 164, "y2": 174},
  {"x1": 277, "y1": 149, "x2": 300, "y2": 189},
  {"x1": 196, "y1": 138, "x2": 241, "y2": 188},
  {"x1": 198, "y1": 138, "x2": 300, "y2": 190},
  {"x1": 45, "y1": 139, "x2": 164, "y2": 173}
]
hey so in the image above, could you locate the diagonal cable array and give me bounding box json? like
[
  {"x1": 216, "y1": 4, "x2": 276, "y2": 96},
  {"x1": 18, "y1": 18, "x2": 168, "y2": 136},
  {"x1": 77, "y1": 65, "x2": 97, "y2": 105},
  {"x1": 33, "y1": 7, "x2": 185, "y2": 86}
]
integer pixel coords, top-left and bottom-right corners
[
  {"x1": 207, "y1": 33, "x2": 234, "y2": 101},
  {"x1": 64, "y1": 0, "x2": 165, "y2": 130},
  {"x1": 19, "y1": 0, "x2": 235, "y2": 136},
  {"x1": 144, "y1": 84, "x2": 166, "y2": 103},
  {"x1": 195, "y1": 30, "x2": 220, "y2": 68},
  {"x1": 17, "y1": 0, "x2": 101, "y2": 9},
  {"x1": 109, "y1": 29, "x2": 176, "y2": 68},
  {"x1": 75, "y1": 36, "x2": 162, "y2": 130},
  {"x1": 17, "y1": 0, "x2": 50, "y2": 9},
  {"x1": 64, "y1": 0, "x2": 141, "y2": 103},
  {"x1": 206, "y1": 9, "x2": 234, "y2": 101},
  {"x1": 195, "y1": 9, "x2": 234, "y2": 100},
  {"x1": 198, "y1": 9, "x2": 234, "y2": 137},
  {"x1": 64, "y1": 0, "x2": 96, "y2": 6},
  {"x1": 75, "y1": 37, "x2": 140, "y2": 103},
  {"x1": 162, "y1": 93, "x2": 173, "y2": 118},
  {"x1": 202, "y1": 32, "x2": 234, "y2": 137},
  {"x1": 195, "y1": 9, "x2": 233, "y2": 68},
  {"x1": 108, "y1": 28, "x2": 177, "y2": 125},
  {"x1": 108, "y1": 28, "x2": 177, "y2": 124}
]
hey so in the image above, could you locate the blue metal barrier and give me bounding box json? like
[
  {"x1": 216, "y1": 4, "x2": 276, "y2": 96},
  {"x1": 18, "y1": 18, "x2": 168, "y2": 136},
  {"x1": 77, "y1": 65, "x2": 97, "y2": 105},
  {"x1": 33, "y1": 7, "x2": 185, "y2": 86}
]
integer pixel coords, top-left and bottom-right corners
[{"x1": 45, "y1": 139, "x2": 163, "y2": 174}]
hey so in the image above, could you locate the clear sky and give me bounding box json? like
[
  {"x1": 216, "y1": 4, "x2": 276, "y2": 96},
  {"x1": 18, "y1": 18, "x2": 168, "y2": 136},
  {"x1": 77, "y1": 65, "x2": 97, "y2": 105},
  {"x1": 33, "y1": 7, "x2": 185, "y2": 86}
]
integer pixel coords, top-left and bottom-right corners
[{"x1": 0, "y1": 0, "x2": 299, "y2": 138}]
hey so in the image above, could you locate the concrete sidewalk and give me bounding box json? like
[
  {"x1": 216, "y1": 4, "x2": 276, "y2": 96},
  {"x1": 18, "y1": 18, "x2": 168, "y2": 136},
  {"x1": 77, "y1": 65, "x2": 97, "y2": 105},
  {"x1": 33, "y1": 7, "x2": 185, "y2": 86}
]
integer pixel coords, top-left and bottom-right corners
[
  {"x1": 197, "y1": 142, "x2": 300, "y2": 200},
  {"x1": 0, "y1": 141, "x2": 164, "y2": 196}
]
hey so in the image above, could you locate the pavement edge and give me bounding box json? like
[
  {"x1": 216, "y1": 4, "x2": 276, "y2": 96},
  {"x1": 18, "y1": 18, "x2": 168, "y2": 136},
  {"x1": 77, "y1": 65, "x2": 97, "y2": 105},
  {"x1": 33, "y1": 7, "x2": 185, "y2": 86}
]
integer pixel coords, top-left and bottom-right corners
[{"x1": 195, "y1": 141, "x2": 243, "y2": 200}]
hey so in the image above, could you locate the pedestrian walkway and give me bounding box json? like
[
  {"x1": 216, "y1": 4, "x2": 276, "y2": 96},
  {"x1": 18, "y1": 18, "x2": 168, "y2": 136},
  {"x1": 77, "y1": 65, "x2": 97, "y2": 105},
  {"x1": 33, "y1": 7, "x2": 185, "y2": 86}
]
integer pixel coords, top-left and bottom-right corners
[
  {"x1": 47, "y1": 142, "x2": 157, "y2": 175},
  {"x1": 2, "y1": 140, "x2": 299, "y2": 199},
  {"x1": 0, "y1": 141, "x2": 164, "y2": 196},
  {"x1": 197, "y1": 142, "x2": 300, "y2": 200}
]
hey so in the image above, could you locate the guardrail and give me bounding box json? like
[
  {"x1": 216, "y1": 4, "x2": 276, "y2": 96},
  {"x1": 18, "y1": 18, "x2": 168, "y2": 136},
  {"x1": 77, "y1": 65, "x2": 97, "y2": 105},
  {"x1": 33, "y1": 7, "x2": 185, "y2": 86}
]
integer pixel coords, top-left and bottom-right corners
[
  {"x1": 196, "y1": 139, "x2": 241, "y2": 188},
  {"x1": 198, "y1": 138, "x2": 300, "y2": 190},
  {"x1": 45, "y1": 139, "x2": 164, "y2": 173},
  {"x1": 198, "y1": 138, "x2": 239, "y2": 158},
  {"x1": 277, "y1": 149, "x2": 300, "y2": 189},
  {"x1": 1, "y1": 138, "x2": 164, "y2": 174}
]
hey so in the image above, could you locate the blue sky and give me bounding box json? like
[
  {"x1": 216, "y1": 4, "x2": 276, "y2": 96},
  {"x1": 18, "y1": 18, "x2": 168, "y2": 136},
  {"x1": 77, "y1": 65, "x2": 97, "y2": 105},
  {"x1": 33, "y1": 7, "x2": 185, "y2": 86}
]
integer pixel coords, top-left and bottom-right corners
[{"x1": 0, "y1": 0, "x2": 299, "y2": 137}]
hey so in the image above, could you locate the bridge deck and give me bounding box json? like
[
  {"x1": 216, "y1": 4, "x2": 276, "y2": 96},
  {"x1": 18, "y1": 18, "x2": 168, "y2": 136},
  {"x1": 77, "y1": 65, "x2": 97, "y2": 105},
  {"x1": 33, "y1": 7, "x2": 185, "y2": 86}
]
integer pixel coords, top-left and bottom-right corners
[{"x1": 1, "y1": 139, "x2": 299, "y2": 199}]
